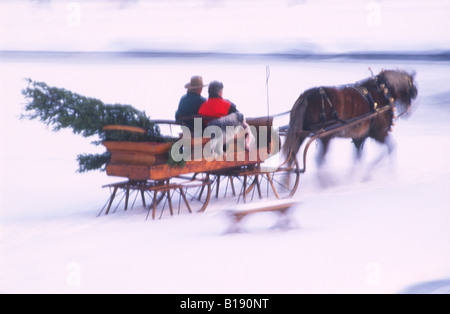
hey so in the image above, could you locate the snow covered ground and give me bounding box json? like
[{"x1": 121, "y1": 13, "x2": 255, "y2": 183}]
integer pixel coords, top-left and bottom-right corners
[
  {"x1": 1, "y1": 0, "x2": 450, "y2": 294},
  {"x1": 0, "y1": 55, "x2": 449, "y2": 294}
]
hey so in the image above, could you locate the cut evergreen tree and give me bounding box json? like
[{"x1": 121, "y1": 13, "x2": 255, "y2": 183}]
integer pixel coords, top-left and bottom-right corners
[{"x1": 21, "y1": 79, "x2": 164, "y2": 172}]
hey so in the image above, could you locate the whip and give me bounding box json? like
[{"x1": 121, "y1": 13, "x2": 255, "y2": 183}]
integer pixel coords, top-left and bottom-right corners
[{"x1": 266, "y1": 65, "x2": 271, "y2": 118}]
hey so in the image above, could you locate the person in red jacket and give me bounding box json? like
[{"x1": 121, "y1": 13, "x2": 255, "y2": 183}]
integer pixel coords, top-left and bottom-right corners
[
  {"x1": 198, "y1": 81, "x2": 255, "y2": 153},
  {"x1": 198, "y1": 81, "x2": 238, "y2": 125}
]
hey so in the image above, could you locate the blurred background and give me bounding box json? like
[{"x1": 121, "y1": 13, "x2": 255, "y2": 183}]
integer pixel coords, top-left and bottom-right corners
[{"x1": 1, "y1": 0, "x2": 449, "y2": 55}]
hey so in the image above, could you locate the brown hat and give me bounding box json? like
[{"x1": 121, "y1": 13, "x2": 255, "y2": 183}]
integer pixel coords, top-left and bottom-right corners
[{"x1": 184, "y1": 76, "x2": 207, "y2": 90}]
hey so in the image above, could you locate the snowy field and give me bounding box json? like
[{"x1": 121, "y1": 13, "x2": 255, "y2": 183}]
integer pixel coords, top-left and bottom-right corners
[
  {"x1": 1, "y1": 0, "x2": 450, "y2": 295},
  {"x1": 0, "y1": 55, "x2": 449, "y2": 294}
]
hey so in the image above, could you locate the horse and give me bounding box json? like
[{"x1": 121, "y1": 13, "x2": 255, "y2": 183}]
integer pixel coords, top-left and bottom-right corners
[{"x1": 282, "y1": 69, "x2": 418, "y2": 179}]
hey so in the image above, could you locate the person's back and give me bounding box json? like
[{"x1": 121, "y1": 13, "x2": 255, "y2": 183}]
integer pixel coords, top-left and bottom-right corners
[
  {"x1": 199, "y1": 82, "x2": 254, "y2": 152},
  {"x1": 198, "y1": 97, "x2": 234, "y2": 119},
  {"x1": 175, "y1": 76, "x2": 207, "y2": 130},
  {"x1": 176, "y1": 91, "x2": 206, "y2": 123}
]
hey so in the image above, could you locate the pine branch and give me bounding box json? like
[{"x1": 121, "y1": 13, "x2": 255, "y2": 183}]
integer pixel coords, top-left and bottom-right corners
[
  {"x1": 21, "y1": 79, "x2": 164, "y2": 172},
  {"x1": 21, "y1": 79, "x2": 161, "y2": 141},
  {"x1": 76, "y1": 152, "x2": 111, "y2": 173}
]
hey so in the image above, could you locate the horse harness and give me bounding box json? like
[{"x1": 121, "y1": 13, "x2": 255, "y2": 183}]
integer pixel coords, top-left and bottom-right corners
[
  {"x1": 317, "y1": 75, "x2": 397, "y2": 130},
  {"x1": 319, "y1": 87, "x2": 341, "y2": 124}
]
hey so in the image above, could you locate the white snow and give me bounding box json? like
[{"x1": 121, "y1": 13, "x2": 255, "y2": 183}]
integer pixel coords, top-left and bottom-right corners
[
  {"x1": 1, "y1": 56, "x2": 449, "y2": 294},
  {"x1": 1, "y1": 0, "x2": 450, "y2": 294}
]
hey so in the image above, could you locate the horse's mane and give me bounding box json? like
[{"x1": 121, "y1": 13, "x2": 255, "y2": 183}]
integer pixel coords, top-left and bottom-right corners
[{"x1": 380, "y1": 69, "x2": 412, "y2": 94}]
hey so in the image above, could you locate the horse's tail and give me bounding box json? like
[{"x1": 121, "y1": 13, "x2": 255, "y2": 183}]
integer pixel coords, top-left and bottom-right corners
[{"x1": 282, "y1": 93, "x2": 309, "y2": 166}]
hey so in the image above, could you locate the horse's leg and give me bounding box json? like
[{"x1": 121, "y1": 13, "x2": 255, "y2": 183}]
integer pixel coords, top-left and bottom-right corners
[
  {"x1": 317, "y1": 137, "x2": 331, "y2": 168},
  {"x1": 347, "y1": 137, "x2": 368, "y2": 182},
  {"x1": 373, "y1": 135, "x2": 395, "y2": 165},
  {"x1": 364, "y1": 134, "x2": 396, "y2": 180},
  {"x1": 353, "y1": 137, "x2": 367, "y2": 162},
  {"x1": 316, "y1": 137, "x2": 335, "y2": 188}
]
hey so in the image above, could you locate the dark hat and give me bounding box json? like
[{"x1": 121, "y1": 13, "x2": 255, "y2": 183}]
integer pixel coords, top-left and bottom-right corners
[{"x1": 184, "y1": 76, "x2": 208, "y2": 90}]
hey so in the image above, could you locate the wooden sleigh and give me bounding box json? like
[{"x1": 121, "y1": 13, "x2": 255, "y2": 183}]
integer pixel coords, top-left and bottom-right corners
[{"x1": 99, "y1": 117, "x2": 300, "y2": 220}]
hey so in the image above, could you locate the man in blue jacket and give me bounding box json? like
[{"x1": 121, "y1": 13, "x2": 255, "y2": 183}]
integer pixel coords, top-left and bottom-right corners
[{"x1": 175, "y1": 76, "x2": 207, "y2": 130}]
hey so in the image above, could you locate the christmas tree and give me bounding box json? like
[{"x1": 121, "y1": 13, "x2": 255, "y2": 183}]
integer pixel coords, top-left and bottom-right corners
[{"x1": 21, "y1": 79, "x2": 164, "y2": 172}]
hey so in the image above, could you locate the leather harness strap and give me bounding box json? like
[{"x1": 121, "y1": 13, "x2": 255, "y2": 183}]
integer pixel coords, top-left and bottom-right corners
[{"x1": 319, "y1": 87, "x2": 341, "y2": 124}]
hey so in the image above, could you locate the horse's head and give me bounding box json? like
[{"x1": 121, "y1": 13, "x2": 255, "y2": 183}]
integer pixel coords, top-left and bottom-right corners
[{"x1": 378, "y1": 69, "x2": 418, "y2": 116}]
